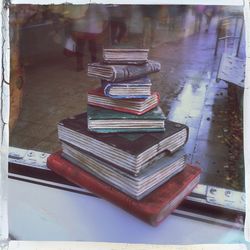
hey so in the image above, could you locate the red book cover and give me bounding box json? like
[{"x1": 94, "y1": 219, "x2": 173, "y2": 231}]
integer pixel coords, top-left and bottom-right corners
[
  {"x1": 47, "y1": 152, "x2": 201, "y2": 226},
  {"x1": 87, "y1": 87, "x2": 160, "y2": 115}
]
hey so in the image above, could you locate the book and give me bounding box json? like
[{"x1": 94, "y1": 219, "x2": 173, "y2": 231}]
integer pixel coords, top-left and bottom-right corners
[
  {"x1": 62, "y1": 141, "x2": 172, "y2": 177},
  {"x1": 47, "y1": 152, "x2": 201, "y2": 226},
  {"x1": 87, "y1": 105, "x2": 166, "y2": 133},
  {"x1": 87, "y1": 60, "x2": 161, "y2": 82},
  {"x1": 103, "y1": 48, "x2": 149, "y2": 64},
  {"x1": 101, "y1": 77, "x2": 152, "y2": 99},
  {"x1": 57, "y1": 113, "x2": 189, "y2": 175},
  {"x1": 88, "y1": 88, "x2": 159, "y2": 115},
  {"x1": 61, "y1": 142, "x2": 187, "y2": 200}
]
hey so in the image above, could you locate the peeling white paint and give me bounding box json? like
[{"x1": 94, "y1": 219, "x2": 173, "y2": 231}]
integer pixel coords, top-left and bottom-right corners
[{"x1": 0, "y1": 1, "x2": 9, "y2": 243}]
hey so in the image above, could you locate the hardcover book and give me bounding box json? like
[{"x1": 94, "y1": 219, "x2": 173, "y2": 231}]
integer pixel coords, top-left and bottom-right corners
[
  {"x1": 88, "y1": 88, "x2": 159, "y2": 115},
  {"x1": 103, "y1": 48, "x2": 149, "y2": 64},
  {"x1": 101, "y1": 77, "x2": 152, "y2": 99},
  {"x1": 87, "y1": 105, "x2": 166, "y2": 133},
  {"x1": 47, "y1": 152, "x2": 201, "y2": 226},
  {"x1": 61, "y1": 142, "x2": 187, "y2": 200},
  {"x1": 87, "y1": 60, "x2": 161, "y2": 82},
  {"x1": 57, "y1": 113, "x2": 189, "y2": 175}
]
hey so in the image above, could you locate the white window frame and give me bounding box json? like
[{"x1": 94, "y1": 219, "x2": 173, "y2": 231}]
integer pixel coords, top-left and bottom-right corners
[{"x1": 1, "y1": 0, "x2": 249, "y2": 249}]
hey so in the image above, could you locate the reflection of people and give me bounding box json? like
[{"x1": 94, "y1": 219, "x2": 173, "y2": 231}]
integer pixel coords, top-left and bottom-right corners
[
  {"x1": 109, "y1": 5, "x2": 129, "y2": 45},
  {"x1": 71, "y1": 4, "x2": 109, "y2": 71},
  {"x1": 141, "y1": 5, "x2": 160, "y2": 48},
  {"x1": 168, "y1": 5, "x2": 179, "y2": 31},
  {"x1": 194, "y1": 5, "x2": 205, "y2": 32},
  {"x1": 204, "y1": 6, "x2": 216, "y2": 32}
]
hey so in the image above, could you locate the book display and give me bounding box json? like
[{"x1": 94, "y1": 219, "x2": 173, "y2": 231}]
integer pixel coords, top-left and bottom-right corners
[
  {"x1": 7, "y1": 4, "x2": 247, "y2": 242},
  {"x1": 47, "y1": 48, "x2": 201, "y2": 226}
]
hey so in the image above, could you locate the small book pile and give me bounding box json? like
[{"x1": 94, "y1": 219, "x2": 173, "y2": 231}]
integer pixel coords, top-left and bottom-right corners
[
  {"x1": 87, "y1": 49, "x2": 164, "y2": 133},
  {"x1": 47, "y1": 49, "x2": 201, "y2": 226}
]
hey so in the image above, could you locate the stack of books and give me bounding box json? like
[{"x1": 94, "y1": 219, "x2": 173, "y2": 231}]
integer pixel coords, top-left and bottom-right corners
[
  {"x1": 47, "y1": 48, "x2": 201, "y2": 226},
  {"x1": 87, "y1": 49, "x2": 164, "y2": 133}
]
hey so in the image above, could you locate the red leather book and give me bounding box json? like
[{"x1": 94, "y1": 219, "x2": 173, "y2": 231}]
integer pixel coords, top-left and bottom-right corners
[
  {"x1": 47, "y1": 152, "x2": 201, "y2": 226},
  {"x1": 88, "y1": 87, "x2": 160, "y2": 115}
]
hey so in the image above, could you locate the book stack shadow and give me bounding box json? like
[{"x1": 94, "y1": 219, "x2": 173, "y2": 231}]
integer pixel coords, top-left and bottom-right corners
[{"x1": 47, "y1": 49, "x2": 201, "y2": 226}]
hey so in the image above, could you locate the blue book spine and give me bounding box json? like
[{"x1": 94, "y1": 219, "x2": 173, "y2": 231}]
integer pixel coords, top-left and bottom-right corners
[{"x1": 101, "y1": 77, "x2": 152, "y2": 99}]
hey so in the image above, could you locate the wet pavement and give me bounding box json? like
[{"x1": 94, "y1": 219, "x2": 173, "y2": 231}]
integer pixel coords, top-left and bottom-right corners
[{"x1": 10, "y1": 6, "x2": 245, "y2": 191}]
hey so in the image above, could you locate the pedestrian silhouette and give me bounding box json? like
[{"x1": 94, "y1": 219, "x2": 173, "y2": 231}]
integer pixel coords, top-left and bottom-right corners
[
  {"x1": 71, "y1": 4, "x2": 109, "y2": 71},
  {"x1": 109, "y1": 5, "x2": 129, "y2": 45}
]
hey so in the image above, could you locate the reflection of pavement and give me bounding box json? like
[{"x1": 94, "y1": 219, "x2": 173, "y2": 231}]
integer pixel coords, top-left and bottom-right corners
[
  {"x1": 10, "y1": 9, "x2": 244, "y2": 191},
  {"x1": 149, "y1": 14, "x2": 244, "y2": 190}
]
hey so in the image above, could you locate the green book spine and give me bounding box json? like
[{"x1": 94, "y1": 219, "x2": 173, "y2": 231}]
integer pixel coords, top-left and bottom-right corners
[
  {"x1": 87, "y1": 105, "x2": 166, "y2": 133},
  {"x1": 87, "y1": 105, "x2": 166, "y2": 120}
]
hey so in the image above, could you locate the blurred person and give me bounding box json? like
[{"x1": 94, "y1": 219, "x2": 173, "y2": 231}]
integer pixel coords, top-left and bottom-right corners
[
  {"x1": 168, "y1": 5, "x2": 179, "y2": 31},
  {"x1": 109, "y1": 5, "x2": 130, "y2": 45},
  {"x1": 204, "y1": 6, "x2": 216, "y2": 32},
  {"x1": 178, "y1": 5, "x2": 188, "y2": 28},
  {"x1": 71, "y1": 4, "x2": 109, "y2": 71},
  {"x1": 141, "y1": 5, "x2": 160, "y2": 48},
  {"x1": 194, "y1": 5, "x2": 205, "y2": 32}
]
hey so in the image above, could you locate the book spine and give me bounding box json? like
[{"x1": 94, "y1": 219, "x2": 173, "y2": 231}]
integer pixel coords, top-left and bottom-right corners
[
  {"x1": 112, "y1": 65, "x2": 117, "y2": 82},
  {"x1": 103, "y1": 83, "x2": 151, "y2": 99},
  {"x1": 156, "y1": 92, "x2": 160, "y2": 103},
  {"x1": 151, "y1": 175, "x2": 200, "y2": 226},
  {"x1": 113, "y1": 61, "x2": 161, "y2": 82},
  {"x1": 47, "y1": 153, "x2": 156, "y2": 225},
  {"x1": 103, "y1": 84, "x2": 151, "y2": 99},
  {"x1": 103, "y1": 83, "x2": 111, "y2": 96},
  {"x1": 102, "y1": 77, "x2": 151, "y2": 86}
]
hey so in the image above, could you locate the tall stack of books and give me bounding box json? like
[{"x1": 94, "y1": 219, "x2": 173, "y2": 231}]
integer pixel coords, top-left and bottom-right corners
[{"x1": 47, "y1": 49, "x2": 201, "y2": 226}]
